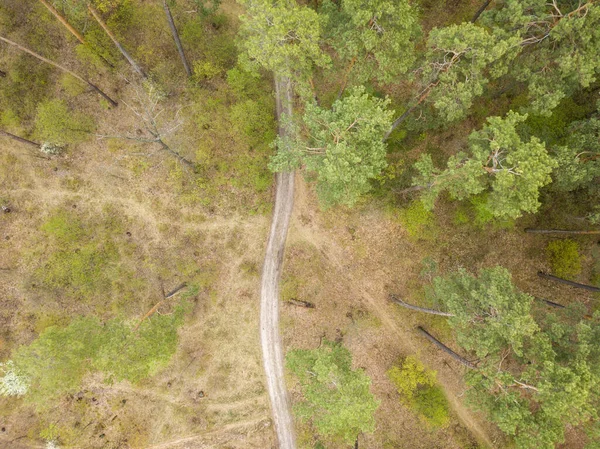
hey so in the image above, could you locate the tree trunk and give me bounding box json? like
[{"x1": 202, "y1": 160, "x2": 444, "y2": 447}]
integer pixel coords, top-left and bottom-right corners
[
  {"x1": 88, "y1": 4, "x2": 146, "y2": 78},
  {"x1": 534, "y1": 297, "x2": 565, "y2": 309},
  {"x1": 163, "y1": 0, "x2": 192, "y2": 77},
  {"x1": 390, "y1": 294, "x2": 455, "y2": 317},
  {"x1": 337, "y1": 56, "x2": 357, "y2": 100},
  {"x1": 158, "y1": 139, "x2": 194, "y2": 167},
  {"x1": 525, "y1": 228, "x2": 600, "y2": 235},
  {"x1": 37, "y1": 0, "x2": 115, "y2": 68},
  {"x1": 0, "y1": 130, "x2": 40, "y2": 148},
  {"x1": 417, "y1": 326, "x2": 477, "y2": 369},
  {"x1": 383, "y1": 83, "x2": 437, "y2": 140},
  {"x1": 0, "y1": 35, "x2": 118, "y2": 107},
  {"x1": 38, "y1": 0, "x2": 85, "y2": 43},
  {"x1": 287, "y1": 298, "x2": 316, "y2": 309},
  {"x1": 471, "y1": 0, "x2": 493, "y2": 23},
  {"x1": 537, "y1": 271, "x2": 600, "y2": 292}
]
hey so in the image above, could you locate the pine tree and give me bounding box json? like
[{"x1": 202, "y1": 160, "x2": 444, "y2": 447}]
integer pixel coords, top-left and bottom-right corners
[
  {"x1": 237, "y1": 0, "x2": 330, "y2": 80},
  {"x1": 270, "y1": 86, "x2": 394, "y2": 207},
  {"x1": 413, "y1": 111, "x2": 556, "y2": 219}
]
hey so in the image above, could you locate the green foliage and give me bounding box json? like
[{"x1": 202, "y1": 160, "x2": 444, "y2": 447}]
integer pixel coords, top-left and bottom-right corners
[
  {"x1": 0, "y1": 56, "x2": 52, "y2": 126},
  {"x1": 286, "y1": 341, "x2": 379, "y2": 444},
  {"x1": 34, "y1": 99, "x2": 95, "y2": 145},
  {"x1": 435, "y1": 265, "x2": 600, "y2": 449},
  {"x1": 34, "y1": 211, "x2": 121, "y2": 298},
  {"x1": 547, "y1": 240, "x2": 582, "y2": 280},
  {"x1": 422, "y1": 23, "x2": 519, "y2": 122},
  {"x1": 320, "y1": 0, "x2": 419, "y2": 84},
  {"x1": 11, "y1": 304, "x2": 188, "y2": 406},
  {"x1": 238, "y1": 0, "x2": 330, "y2": 79},
  {"x1": 396, "y1": 200, "x2": 436, "y2": 240},
  {"x1": 552, "y1": 117, "x2": 600, "y2": 193},
  {"x1": 192, "y1": 60, "x2": 224, "y2": 82},
  {"x1": 414, "y1": 111, "x2": 556, "y2": 219},
  {"x1": 484, "y1": 2, "x2": 600, "y2": 115},
  {"x1": 270, "y1": 86, "x2": 394, "y2": 207},
  {"x1": 59, "y1": 73, "x2": 88, "y2": 97},
  {"x1": 189, "y1": 0, "x2": 221, "y2": 17},
  {"x1": 431, "y1": 266, "x2": 538, "y2": 358},
  {"x1": 387, "y1": 355, "x2": 450, "y2": 428}
]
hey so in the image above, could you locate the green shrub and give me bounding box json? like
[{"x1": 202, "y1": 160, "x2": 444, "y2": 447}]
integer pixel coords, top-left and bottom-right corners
[
  {"x1": 193, "y1": 60, "x2": 224, "y2": 82},
  {"x1": 396, "y1": 200, "x2": 436, "y2": 240},
  {"x1": 547, "y1": 239, "x2": 582, "y2": 280},
  {"x1": 59, "y1": 73, "x2": 88, "y2": 97},
  {"x1": 387, "y1": 355, "x2": 450, "y2": 428},
  {"x1": 469, "y1": 194, "x2": 514, "y2": 229},
  {"x1": 12, "y1": 304, "x2": 188, "y2": 407},
  {"x1": 34, "y1": 99, "x2": 95, "y2": 145}
]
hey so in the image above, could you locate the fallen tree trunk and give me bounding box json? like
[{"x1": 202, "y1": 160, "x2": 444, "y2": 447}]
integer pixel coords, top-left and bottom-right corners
[
  {"x1": 537, "y1": 272, "x2": 600, "y2": 292},
  {"x1": 287, "y1": 298, "x2": 315, "y2": 309},
  {"x1": 163, "y1": 0, "x2": 192, "y2": 77},
  {"x1": 0, "y1": 130, "x2": 40, "y2": 148},
  {"x1": 0, "y1": 35, "x2": 118, "y2": 106},
  {"x1": 38, "y1": 0, "x2": 85, "y2": 43},
  {"x1": 88, "y1": 4, "x2": 146, "y2": 78},
  {"x1": 534, "y1": 297, "x2": 565, "y2": 309},
  {"x1": 525, "y1": 228, "x2": 600, "y2": 235},
  {"x1": 390, "y1": 294, "x2": 454, "y2": 317},
  {"x1": 38, "y1": 0, "x2": 114, "y2": 68},
  {"x1": 417, "y1": 326, "x2": 477, "y2": 369},
  {"x1": 135, "y1": 282, "x2": 187, "y2": 331}
]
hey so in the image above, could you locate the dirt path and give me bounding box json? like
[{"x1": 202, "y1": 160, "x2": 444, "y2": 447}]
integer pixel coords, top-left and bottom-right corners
[{"x1": 259, "y1": 75, "x2": 297, "y2": 449}]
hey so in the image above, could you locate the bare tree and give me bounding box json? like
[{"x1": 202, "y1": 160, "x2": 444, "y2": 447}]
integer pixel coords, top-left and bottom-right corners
[
  {"x1": 163, "y1": 0, "x2": 192, "y2": 77},
  {"x1": 97, "y1": 78, "x2": 192, "y2": 166},
  {"x1": 88, "y1": 4, "x2": 146, "y2": 78},
  {"x1": 0, "y1": 35, "x2": 117, "y2": 106}
]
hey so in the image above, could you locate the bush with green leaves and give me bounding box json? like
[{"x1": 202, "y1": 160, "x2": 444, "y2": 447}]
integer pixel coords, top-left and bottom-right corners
[
  {"x1": 387, "y1": 355, "x2": 449, "y2": 428},
  {"x1": 286, "y1": 341, "x2": 379, "y2": 445},
  {"x1": 33, "y1": 211, "x2": 121, "y2": 298},
  {"x1": 34, "y1": 99, "x2": 95, "y2": 145},
  {"x1": 10, "y1": 303, "x2": 188, "y2": 406},
  {"x1": 396, "y1": 200, "x2": 436, "y2": 240},
  {"x1": 547, "y1": 239, "x2": 581, "y2": 280}
]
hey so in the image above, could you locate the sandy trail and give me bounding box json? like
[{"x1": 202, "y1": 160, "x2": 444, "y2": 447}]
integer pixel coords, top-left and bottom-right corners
[{"x1": 259, "y1": 75, "x2": 297, "y2": 449}]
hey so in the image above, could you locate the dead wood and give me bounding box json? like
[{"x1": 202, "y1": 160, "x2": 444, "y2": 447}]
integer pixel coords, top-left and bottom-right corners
[
  {"x1": 135, "y1": 282, "x2": 187, "y2": 330},
  {"x1": 287, "y1": 298, "x2": 315, "y2": 309},
  {"x1": 417, "y1": 326, "x2": 477, "y2": 369},
  {"x1": 525, "y1": 228, "x2": 600, "y2": 235},
  {"x1": 537, "y1": 271, "x2": 600, "y2": 293},
  {"x1": 390, "y1": 294, "x2": 454, "y2": 316}
]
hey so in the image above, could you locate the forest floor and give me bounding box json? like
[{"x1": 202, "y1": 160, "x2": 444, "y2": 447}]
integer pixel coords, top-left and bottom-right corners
[
  {"x1": 3, "y1": 125, "x2": 598, "y2": 448},
  {"x1": 0, "y1": 128, "x2": 495, "y2": 449}
]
